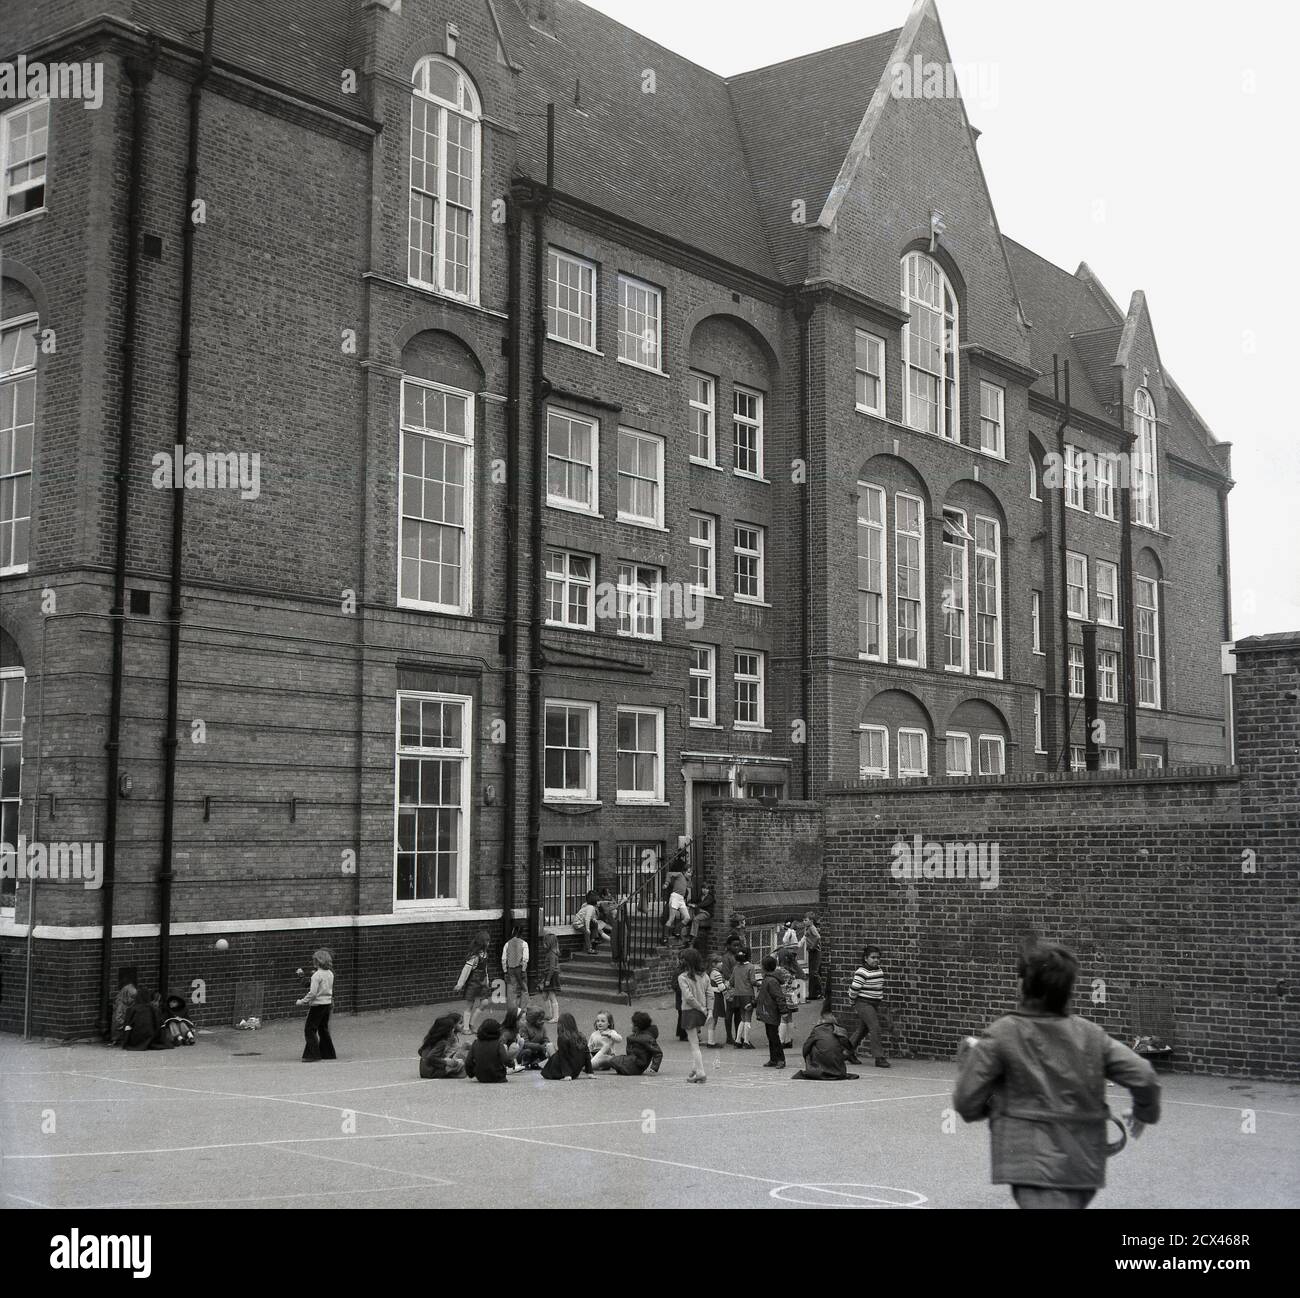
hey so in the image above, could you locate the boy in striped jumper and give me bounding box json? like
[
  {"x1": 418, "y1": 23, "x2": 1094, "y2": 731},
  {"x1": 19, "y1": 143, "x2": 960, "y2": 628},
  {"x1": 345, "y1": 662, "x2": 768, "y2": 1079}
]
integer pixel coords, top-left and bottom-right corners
[{"x1": 848, "y1": 945, "x2": 890, "y2": 1068}]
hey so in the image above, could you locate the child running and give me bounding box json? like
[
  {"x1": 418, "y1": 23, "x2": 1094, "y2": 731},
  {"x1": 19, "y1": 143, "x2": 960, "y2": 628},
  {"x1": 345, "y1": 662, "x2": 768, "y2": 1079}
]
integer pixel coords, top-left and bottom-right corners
[
  {"x1": 953, "y1": 941, "x2": 1162, "y2": 1209},
  {"x1": 593, "y1": 1010, "x2": 662, "y2": 1076},
  {"x1": 537, "y1": 932, "x2": 561, "y2": 1022},
  {"x1": 588, "y1": 1011, "x2": 624, "y2": 1067},
  {"x1": 847, "y1": 944, "x2": 890, "y2": 1067},
  {"x1": 541, "y1": 1012, "x2": 594, "y2": 1079},
  {"x1": 677, "y1": 947, "x2": 710, "y2": 1083}
]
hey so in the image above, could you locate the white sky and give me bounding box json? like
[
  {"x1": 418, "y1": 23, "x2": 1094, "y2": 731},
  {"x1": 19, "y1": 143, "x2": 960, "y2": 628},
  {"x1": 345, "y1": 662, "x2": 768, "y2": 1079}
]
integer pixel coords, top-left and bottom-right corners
[{"x1": 580, "y1": 0, "x2": 1300, "y2": 640}]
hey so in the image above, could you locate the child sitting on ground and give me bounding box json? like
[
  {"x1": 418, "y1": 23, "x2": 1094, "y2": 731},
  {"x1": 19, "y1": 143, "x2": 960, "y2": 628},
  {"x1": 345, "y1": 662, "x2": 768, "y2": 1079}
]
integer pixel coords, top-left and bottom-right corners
[
  {"x1": 465, "y1": 1017, "x2": 509, "y2": 1083},
  {"x1": 593, "y1": 1010, "x2": 662, "y2": 1076},
  {"x1": 123, "y1": 988, "x2": 169, "y2": 1051},
  {"x1": 588, "y1": 1011, "x2": 623, "y2": 1067},
  {"x1": 111, "y1": 983, "x2": 138, "y2": 1046},
  {"x1": 793, "y1": 1005, "x2": 859, "y2": 1080},
  {"x1": 541, "y1": 1012, "x2": 594, "y2": 1079},
  {"x1": 419, "y1": 1012, "x2": 469, "y2": 1078},
  {"x1": 516, "y1": 1006, "x2": 550, "y2": 1069},
  {"x1": 162, "y1": 993, "x2": 197, "y2": 1046},
  {"x1": 500, "y1": 1007, "x2": 524, "y2": 1071}
]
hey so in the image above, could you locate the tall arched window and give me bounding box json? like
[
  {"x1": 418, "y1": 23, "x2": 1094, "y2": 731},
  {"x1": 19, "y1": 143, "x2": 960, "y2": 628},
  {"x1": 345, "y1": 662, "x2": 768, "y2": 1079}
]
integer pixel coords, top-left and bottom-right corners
[
  {"x1": 0, "y1": 311, "x2": 36, "y2": 574},
  {"x1": 0, "y1": 636, "x2": 24, "y2": 911},
  {"x1": 1132, "y1": 387, "x2": 1159, "y2": 529},
  {"x1": 409, "y1": 57, "x2": 481, "y2": 302},
  {"x1": 901, "y1": 251, "x2": 958, "y2": 441}
]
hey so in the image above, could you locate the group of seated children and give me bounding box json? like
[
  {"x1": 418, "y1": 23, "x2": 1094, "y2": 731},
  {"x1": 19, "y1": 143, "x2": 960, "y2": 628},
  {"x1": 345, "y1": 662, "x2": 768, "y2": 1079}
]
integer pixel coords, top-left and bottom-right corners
[
  {"x1": 110, "y1": 985, "x2": 197, "y2": 1050},
  {"x1": 418, "y1": 1006, "x2": 663, "y2": 1081}
]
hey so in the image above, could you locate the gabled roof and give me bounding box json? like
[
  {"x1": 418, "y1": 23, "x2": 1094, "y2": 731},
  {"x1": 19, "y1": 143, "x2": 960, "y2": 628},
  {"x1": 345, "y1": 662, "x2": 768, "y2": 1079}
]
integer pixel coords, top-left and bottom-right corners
[
  {"x1": 726, "y1": 31, "x2": 902, "y2": 282},
  {"x1": 506, "y1": 0, "x2": 777, "y2": 277},
  {"x1": 1004, "y1": 237, "x2": 1124, "y2": 423}
]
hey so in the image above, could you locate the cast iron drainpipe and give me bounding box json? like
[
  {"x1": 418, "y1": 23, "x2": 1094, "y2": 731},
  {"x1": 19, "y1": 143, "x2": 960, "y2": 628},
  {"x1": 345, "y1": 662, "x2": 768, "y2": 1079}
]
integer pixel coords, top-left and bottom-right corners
[
  {"x1": 97, "y1": 47, "x2": 156, "y2": 1036},
  {"x1": 796, "y1": 294, "x2": 814, "y2": 800},
  {"x1": 1054, "y1": 357, "x2": 1073, "y2": 768},
  {"x1": 501, "y1": 190, "x2": 523, "y2": 947},
  {"x1": 157, "y1": 0, "x2": 216, "y2": 999}
]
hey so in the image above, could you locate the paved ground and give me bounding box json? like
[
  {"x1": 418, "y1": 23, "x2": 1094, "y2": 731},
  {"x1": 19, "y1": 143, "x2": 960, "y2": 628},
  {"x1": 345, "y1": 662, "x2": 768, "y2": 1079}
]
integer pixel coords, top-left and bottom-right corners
[{"x1": 2, "y1": 997, "x2": 1297, "y2": 1210}]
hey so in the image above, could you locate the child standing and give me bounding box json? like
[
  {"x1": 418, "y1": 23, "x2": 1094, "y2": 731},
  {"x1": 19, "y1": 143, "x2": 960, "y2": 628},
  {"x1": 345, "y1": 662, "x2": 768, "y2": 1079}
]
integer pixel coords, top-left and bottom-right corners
[
  {"x1": 847, "y1": 945, "x2": 890, "y2": 1068},
  {"x1": 729, "y1": 947, "x2": 756, "y2": 1048},
  {"x1": 537, "y1": 932, "x2": 561, "y2": 1022},
  {"x1": 677, "y1": 947, "x2": 710, "y2": 1083},
  {"x1": 588, "y1": 1012, "x2": 624, "y2": 1067},
  {"x1": 516, "y1": 1006, "x2": 550, "y2": 1069},
  {"x1": 954, "y1": 942, "x2": 1161, "y2": 1209},
  {"x1": 541, "y1": 1013, "x2": 594, "y2": 1079},
  {"x1": 755, "y1": 955, "x2": 788, "y2": 1068},
  {"x1": 705, "y1": 954, "x2": 730, "y2": 1048},
  {"x1": 465, "y1": 1018, "x2": 509, "y2": 1083},
  {"x1": 456, "y1": 930, "x2": 492, "y2": 1035},
  {"x1": 594, "y1": 1010, "x2": 662, "y2": 1076},
  {"x1": 296, "y1": 949, "x2": 337, "y2": 1062},
  {"x1": 501, "y1": 925, "x2": 529, "y2": 1015}
]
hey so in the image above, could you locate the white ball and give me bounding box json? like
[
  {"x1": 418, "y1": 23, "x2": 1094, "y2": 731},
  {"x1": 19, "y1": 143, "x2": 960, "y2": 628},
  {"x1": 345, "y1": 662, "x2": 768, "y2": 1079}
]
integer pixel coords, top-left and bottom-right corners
[{"x1": 214, "y1": 938, "x2": 229, "y2": 952}]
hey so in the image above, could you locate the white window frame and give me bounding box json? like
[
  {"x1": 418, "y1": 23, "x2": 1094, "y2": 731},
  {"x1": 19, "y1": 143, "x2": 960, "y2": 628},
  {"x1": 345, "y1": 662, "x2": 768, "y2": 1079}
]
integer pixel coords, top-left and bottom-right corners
[
  {"x1": 1029, "y1": 454, "x2": 1041, "y2": 500},
  {"x1": 544, "y1": 547, "x2": 596, "y2": 631},
  {"x1": 543, "y1": 699, "x2": 598, "y2": 803},
  {"x1": 1096, "y1": 560, "x2": 1119, "y2": 626},
  {"x1": 1139, "y1": 751, "x2": 1165, "y2": 771},
  {"x1": 408, "y1": 57, "x2": 481, "y2": 303},
  {"x1": 857, "y1": 482, "x2": 888, "y2": 662},
  {"x1": 895, "y1": 492, "x2": 926, "y2": 667},
  {"x1": 1068, "y1": 643, "x2": 1085, "y2": 699},
  {"x1": 0, "y1": 313, "x2": 38, "y2": 575},
  {"x1": 974, "y1": 515, "x2": 1002, "y2": 679},
  {"x1": 733, "y1": 522, "x2": 765, "y2": 604},
  {"x1": 978, "y1": 381, "x2": 1005, "y2": 457},
  {"x1": 733, "y1": 649, "x2": 766, "y2": 730},
  {"x1": 547, "y1": 247, "x2": 597, "y2": 351},
  {"x1": 977, "y1": 734, "x2": 1005, "y2": 776},
  {"x1": 732, "y1": 385, "x2": 765, "y2": 479},
  {"x1": 397, "y1": 376, "x2": 475, "y2": 614},
  {"x1": 0, "y1": 665, "x2": 25, "y2": 913},
  {"x1": 393, "y1": 691, "x2": 472, "y2": 909},
  {"x1": 1098, "y1": 649, "x2": 1119, "y2": 703},
  {"x1": 689, "y1": 644, "x2": 716, "y2": 726},
  {"x1": 688, "y1": 512, "x2": 716, "y2": 596},
  {"x1": 689, "y1": 371, "x2": 716, "y2": 466},
  {"x1": 1136, "y1": 575, "x2": 1161, "y2": 709},
  {"x1": 545, "y1": 408, "x2": 599, "y2": 515},
  {"x1": 901, "y1": 251, "x2": 959, "y2": 441},
  {"x1": 945, "y1": 730, "x2": 971, "y2": 776},
  {"x1": 616, "y1": 426, "x2": 664, "y2": 528},
  {"x1": 616, "y1": 706, "x2": 664, "y2": 803},
  {"x1": 854, "y1": 330, "x2": 886, "y2": 417},
  {"x1": 1069, "y1": 745, "x2": 1086, "y2": 772},
  {"x1": 1, "y1": 100, "x2": 49, "y2": 223},
  {"x1": 1101, "y1": 746, "x2": 1121, "y2": 771},
  {"x1": 1132, "y1": 388, "x2": 1160, "y2": 530},
  {"x1": 617, "y1": 563, "x2": 662, "y2": 641},
  {"x1": 1094, "y1": 451, "x2": 1118, "y2": 521},
  {"x1": 1031, "y1": 590, "x2": 1044, "y2": 655},
  {"x1": 1034, "y1": 689, "x2": 1046, "y2": 754},
  {"x1": 1066, "y1": 551, "x2": 1089, "y2": 620},
  {"x1": 941, "y1": 508, "x2": 970, "y2": 674},
  {"x1": 897, "y1": 727, "x2": 929, "y2": 778},
  {"x1": 859, "y1": 724, "x2": 889, "y2": 777},
  {"x1": 617, "y1": 273, "x2": 663, "y2": 372},
  {"x1": 1063, "y1": 444, "x2": 1087, "y2": 511}
]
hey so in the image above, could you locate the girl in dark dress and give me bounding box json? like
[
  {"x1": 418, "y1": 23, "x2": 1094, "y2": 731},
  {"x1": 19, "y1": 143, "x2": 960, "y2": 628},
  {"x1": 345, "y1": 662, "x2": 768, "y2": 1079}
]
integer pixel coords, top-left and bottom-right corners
[
  {"x1": 458, "y1": 930, "x2": 492, "y2": 1035},
  {"x1": 541, "y1": 1013, "x2": 593, "y2": 1080}
]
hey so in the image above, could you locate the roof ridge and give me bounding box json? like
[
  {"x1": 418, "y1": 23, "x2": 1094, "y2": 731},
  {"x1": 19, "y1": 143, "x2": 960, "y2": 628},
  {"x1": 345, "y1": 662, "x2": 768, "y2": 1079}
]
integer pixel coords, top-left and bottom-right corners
[{"x1": 725, "y1": 28, "x2": 902, "y2": 82}]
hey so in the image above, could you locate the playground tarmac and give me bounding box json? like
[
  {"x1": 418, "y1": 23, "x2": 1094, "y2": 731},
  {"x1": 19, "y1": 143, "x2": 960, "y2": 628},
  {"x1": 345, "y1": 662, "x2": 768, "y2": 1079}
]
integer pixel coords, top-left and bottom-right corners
[{"x1": 2, "y1": 996, "x2": 1297, "y2": 1210}]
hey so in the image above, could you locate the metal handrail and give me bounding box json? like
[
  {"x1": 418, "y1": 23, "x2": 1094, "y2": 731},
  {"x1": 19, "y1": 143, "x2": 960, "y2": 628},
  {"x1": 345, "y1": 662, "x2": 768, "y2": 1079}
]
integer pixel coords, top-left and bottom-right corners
[{"x1": 614, "y1": 841, "x2": 690, "y2": 997}]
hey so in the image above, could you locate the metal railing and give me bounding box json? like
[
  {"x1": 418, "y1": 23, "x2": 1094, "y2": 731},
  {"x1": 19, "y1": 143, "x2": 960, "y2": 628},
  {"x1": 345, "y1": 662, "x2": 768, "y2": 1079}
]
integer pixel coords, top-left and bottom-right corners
[{"x1": 613, "y1": 840, "x2": 690, "y2": 996}]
